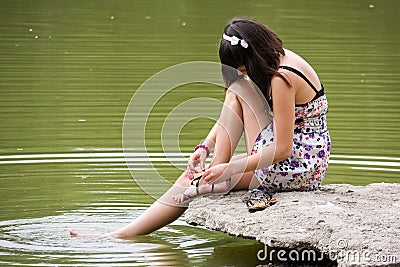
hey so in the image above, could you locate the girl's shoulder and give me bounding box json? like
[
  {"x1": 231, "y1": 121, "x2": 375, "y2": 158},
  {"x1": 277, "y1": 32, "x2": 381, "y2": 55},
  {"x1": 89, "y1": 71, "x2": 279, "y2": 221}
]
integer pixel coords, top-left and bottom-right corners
[{"x1": 278, "y1": 49, "x2": 321, "y2": 89}]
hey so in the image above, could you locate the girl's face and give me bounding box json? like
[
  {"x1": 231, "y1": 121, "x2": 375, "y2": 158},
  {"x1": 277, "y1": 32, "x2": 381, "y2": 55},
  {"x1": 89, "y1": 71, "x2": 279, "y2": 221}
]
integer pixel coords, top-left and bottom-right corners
[{"x1": 237, "y1": 65, "x2": 247, "y2": 76}]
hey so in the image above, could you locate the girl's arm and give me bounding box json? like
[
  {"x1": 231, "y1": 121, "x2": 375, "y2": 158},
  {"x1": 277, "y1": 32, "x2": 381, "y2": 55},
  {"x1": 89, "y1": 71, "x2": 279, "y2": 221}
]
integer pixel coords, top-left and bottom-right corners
[
  {"x1": 202, "y1": 122, "x2": 218, "y2": 149},
  {"x1": 187, "y1": 121, "x2": 218, "y2": 174}
]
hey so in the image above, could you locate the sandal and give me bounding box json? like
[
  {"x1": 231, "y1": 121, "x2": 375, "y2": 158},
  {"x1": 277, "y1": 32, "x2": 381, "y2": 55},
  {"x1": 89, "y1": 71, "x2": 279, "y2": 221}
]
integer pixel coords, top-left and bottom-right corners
[
  {"x1": 181, "y1": 175, "x2": 215, "y2": 202},
  {"x1": 242, "y1": 188, "x2": 277, "y2": 212},
  {"x1": 247, "y1": 198, "x2": 278, "y2": 212}
]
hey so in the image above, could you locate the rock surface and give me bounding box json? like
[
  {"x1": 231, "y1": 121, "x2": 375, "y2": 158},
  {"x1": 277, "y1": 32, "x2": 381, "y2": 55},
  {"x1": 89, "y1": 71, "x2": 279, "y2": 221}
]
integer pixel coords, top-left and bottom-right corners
[{"x1": 185, "y1": 183, "x2": 400, "y2": 266}]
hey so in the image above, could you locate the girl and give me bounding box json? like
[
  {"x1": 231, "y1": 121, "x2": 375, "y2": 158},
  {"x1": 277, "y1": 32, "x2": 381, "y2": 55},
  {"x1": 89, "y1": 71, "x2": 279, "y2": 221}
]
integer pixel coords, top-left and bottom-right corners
[{"x1": 70, "y1": 17, "x2": 330, "y2": 238}]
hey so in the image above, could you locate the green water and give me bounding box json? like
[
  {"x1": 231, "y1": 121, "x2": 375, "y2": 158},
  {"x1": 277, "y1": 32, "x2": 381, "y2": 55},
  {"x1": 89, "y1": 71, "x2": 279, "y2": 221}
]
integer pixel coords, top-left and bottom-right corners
[{"x1": 0, "y1": 0, "x2": 399, "y2": 266}]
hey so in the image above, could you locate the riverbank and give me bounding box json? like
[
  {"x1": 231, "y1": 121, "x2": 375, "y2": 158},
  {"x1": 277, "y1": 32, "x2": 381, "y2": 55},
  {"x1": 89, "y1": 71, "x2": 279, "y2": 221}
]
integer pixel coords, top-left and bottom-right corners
[{"x1": 185, "y1": 183, "x2": 400, "y2": 266}]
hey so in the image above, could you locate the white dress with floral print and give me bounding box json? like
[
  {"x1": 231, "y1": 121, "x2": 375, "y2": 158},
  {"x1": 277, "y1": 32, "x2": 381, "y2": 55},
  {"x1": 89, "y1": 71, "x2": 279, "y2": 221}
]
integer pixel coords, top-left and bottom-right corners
[{"x1": 252, "y1": 67, "x2": 331, "y2": 192}]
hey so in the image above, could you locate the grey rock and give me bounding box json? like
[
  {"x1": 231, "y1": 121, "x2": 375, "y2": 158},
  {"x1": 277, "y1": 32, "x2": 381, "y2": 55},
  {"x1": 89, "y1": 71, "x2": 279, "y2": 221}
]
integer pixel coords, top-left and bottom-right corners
[{"x1": 185, "y1": 183, "x2": 400, "y2": 266}]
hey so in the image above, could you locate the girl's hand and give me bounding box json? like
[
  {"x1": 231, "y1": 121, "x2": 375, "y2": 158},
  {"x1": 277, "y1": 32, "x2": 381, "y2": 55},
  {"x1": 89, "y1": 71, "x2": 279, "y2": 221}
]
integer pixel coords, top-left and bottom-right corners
[
  {"x1": 187, "y1": 148, "x2": 207, "y2": 179},
  {"x1": 202, "y1": 163, "x2": 232, "y2": 184}
]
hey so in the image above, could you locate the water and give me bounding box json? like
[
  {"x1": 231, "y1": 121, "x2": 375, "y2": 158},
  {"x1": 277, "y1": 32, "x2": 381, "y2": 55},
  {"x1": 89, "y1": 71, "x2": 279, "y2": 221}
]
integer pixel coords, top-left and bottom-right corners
[{"x1": 0, "y1": 0, "x2": 399, "y2": 266}]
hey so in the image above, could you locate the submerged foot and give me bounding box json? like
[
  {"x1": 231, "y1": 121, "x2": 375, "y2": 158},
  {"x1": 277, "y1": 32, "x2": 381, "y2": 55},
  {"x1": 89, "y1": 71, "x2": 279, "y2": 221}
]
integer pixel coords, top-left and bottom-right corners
[{"x1": 69, "y1": 229, "x2": 109, "y2": 238}]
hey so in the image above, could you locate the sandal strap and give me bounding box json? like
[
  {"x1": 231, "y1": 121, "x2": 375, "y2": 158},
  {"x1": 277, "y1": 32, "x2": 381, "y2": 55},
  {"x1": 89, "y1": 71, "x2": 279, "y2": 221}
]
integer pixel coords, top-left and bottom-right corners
[
  {"x1": 191, "y1": 175, "x2": 202, "y2": 196},
  {"x1": 242, "y1": 188, "x2": 274, "y2": 207},
  {"x1": 191, "y1": 175, "x2": 202, "y2": 186},
  {"x1": 250, "y1": 188, "x2": 273, "y2": 200},
  {"x1": 182, "y1": 192, "x2": 191, "y2": 201}
]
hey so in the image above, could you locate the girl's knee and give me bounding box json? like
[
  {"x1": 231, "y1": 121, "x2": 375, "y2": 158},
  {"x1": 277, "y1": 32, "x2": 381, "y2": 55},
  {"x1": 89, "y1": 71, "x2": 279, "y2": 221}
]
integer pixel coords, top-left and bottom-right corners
[{"x1": 225, "y1": 89, "x2": 241, "y2": 107}]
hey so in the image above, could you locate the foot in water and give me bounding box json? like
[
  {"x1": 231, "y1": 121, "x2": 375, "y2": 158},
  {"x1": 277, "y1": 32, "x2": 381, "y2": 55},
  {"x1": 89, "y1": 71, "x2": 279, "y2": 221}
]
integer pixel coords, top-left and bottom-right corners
[
  {"x1": 173, "y1": 176, "x2": 231, "y2": 203},
  {"x1": 69, "y1": 229, "x2": 110, "y2": 238}
]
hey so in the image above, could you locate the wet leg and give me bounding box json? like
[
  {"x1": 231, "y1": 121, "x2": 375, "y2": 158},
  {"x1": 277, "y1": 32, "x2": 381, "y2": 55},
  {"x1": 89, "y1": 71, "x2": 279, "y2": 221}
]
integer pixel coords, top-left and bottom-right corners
[{"x1": 70, "y1": 171, "x2": 193, "y2": 238}]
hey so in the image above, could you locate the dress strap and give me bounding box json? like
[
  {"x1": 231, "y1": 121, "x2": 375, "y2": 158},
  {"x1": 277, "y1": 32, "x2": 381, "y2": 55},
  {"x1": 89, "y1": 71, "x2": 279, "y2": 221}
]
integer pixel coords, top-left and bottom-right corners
[{"x1": 279, "y1": 65, "x2": 320, "y2": 94}]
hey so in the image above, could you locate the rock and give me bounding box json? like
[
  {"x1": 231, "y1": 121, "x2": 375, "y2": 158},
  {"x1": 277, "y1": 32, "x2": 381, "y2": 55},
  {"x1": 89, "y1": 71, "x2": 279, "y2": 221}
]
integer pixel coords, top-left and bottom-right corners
[{"x1": 185, "y1": 183, "x2": 400, "y2": 266}]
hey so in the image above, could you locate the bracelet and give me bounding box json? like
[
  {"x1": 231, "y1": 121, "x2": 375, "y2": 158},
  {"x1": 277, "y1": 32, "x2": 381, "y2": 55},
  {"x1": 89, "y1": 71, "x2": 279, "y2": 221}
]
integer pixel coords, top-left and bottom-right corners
[{"x1": 194, "y1": 144, "x2": 210, "y2": 158}]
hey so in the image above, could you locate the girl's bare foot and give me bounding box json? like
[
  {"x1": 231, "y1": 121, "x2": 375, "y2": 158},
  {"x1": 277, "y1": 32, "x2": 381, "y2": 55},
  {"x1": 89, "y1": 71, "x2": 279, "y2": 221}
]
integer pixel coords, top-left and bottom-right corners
[
  {"x1": 172, "y1": 183, "x2": 206, "y2": 203},
  {"x1": 69, "y1": 229, "x2": 110, "y2": 238},
  {"x1": 173, "y1": 177, "x2": 231, "y2": 204}
]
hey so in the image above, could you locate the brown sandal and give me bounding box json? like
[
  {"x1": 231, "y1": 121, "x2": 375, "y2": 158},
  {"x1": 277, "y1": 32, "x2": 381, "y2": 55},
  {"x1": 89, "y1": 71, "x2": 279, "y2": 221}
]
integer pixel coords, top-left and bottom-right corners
[
  {"x1": 248, "y1": 198, "x2": 278, "y2": 212},
  {"x1": 242, "y1": 189, "x2": 277, "y2": 212}
]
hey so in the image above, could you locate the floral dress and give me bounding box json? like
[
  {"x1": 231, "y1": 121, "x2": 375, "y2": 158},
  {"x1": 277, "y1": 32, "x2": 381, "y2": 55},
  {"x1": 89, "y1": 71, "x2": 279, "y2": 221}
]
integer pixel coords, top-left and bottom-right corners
[{"x1": 251, "y1": 66, "x2": 331, "y2": 192}]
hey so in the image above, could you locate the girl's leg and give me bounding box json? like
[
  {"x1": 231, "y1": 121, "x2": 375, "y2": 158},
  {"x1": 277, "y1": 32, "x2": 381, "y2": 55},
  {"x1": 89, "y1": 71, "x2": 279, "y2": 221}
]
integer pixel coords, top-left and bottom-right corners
[
  {"x1": 112, "y1": 82, "x2": 268, "y2": 235},
  {"x1": 232, "y1": 171, "x2": 260, "y2": 190},
  {"x1": 70, "y1": 171, "x2": 194, "y2": 238},
  {"x1": 211, "y1": 89, "x2": 244, "y2": 165},
  {"x1": 70, "y1": 93, "x2": 242, "y2": 237},
  {"x1": 102, "y1": 172, "x2": 257, "y2": 237},
  {"x1": 71, "y1": 81, "x2": 268, "y2": 237},
  {"x1": 205, "y1": 81, "x2": 270, "y2": 190},
  {"x1": 173, "y1": 90, "x2": 246, "y2": 203},
  {"x1": 175, "y1": 86, "x2": 267, "y2": 202}
]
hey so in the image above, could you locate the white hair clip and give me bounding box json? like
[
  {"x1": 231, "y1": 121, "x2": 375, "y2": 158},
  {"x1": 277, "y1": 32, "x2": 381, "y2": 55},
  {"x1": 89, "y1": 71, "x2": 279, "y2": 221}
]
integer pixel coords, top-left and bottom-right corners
[{"x1": 222, "y1": 33, "x2": 249, "y2": 48}]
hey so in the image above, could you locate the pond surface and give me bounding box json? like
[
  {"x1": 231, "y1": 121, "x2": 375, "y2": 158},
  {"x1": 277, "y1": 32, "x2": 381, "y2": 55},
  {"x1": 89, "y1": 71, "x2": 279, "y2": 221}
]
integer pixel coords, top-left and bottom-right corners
[{"x1": 0, "y1": 0, "x2": 399, "y2": 266}]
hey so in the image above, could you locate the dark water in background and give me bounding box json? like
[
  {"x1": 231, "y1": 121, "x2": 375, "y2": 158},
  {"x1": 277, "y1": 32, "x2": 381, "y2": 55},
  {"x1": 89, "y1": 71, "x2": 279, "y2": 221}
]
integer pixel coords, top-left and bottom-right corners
[{"x1": 0, "y1": 0, "x2": 399, "y2": 266}]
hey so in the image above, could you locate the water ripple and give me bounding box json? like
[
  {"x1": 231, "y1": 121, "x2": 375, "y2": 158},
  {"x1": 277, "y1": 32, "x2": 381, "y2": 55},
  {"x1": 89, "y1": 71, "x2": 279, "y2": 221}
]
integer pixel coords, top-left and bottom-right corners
[{"x1": 0, "y1": 207, "x2": 207, "y2": 266}]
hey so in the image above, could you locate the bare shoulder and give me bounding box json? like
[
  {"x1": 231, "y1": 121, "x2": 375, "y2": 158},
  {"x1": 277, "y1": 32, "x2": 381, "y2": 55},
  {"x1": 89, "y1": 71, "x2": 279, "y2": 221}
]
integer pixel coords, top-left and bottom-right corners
[
  {"x1": 279, "y1": 48, "x2": 321, "y2": 87},
  {"x1": 274, "y1": 68, "x2": 293, "y2": 88},
  {"x1": 271, "y1": 73, "x2": 295, "y2": 98}
]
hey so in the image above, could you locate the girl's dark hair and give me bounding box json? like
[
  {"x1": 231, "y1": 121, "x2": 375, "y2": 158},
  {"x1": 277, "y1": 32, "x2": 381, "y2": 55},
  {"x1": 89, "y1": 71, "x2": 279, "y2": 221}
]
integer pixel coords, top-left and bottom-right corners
[{"x1": 219, "y1": 17, "x2": 286, "y2": 103}]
